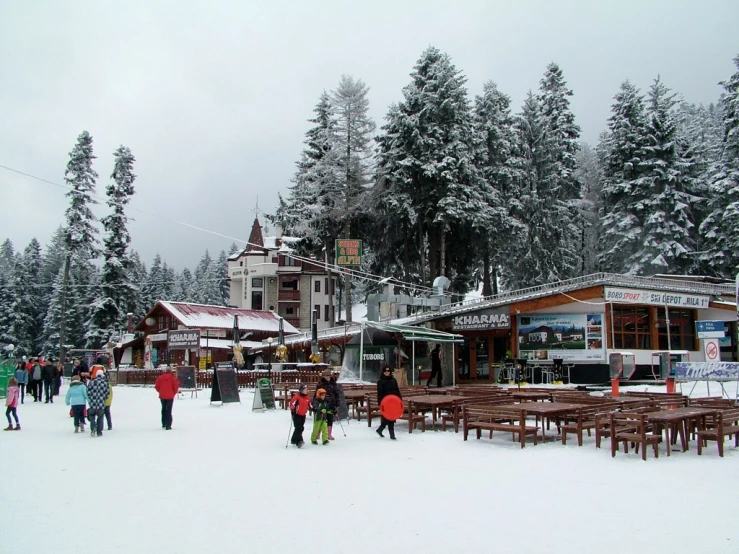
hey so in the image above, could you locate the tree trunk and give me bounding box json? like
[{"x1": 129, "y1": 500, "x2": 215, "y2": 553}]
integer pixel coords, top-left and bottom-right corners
[
  {"x1": 492, "y1": 264, "x2": 499, "y2": 295},
  {"x1": 343, "y1": 221, "x2": 352, "y2": 323},
  {"x1": 482, "y1": 247, "x2": 492, "y2": 297},
  {"x1": 403, "y1": 224, "x2": 409, "y2": 284},
  {"x1": 418, "y1": 217, "x2": 426, "y2": 288},
  {"x1": 439, "y1": 225, "x2": 446, "y2": 279},
  {"x1": 428, "y1": 222, "x2": 438, "y2": 285},
  {"x1": 58, "y1": 252, "x2": 71, "y2": 362},
  {"x1": 327, "y1": 244, "x2": 335, "y2": 326}
]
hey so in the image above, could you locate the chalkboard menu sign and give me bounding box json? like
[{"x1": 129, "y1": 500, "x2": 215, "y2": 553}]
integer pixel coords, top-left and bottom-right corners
[
  {"x1": 211, "y1": 367, "x2": 240, "y2": 404},
  {"x1": 176, "y1": 366, "x2": 196, "y2": 389},
  {"x1": 252, "y1": 377, "x2": 276, "y2": 410},
  {"x1": 336, "y1": 384, "x2": 349, "y2": 420},
  {"x1": 63, "y1": 363, "x2": 74, "y2": 378}
]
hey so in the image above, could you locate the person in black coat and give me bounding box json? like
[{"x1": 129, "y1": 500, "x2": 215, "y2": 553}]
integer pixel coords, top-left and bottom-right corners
[
  {"x1": 41, "y1": 359, "x2": 55, "y2": 403},
  {"x1": 376, "y1": 365, "x2": 401, "y2": 440},
  {"x1": 427, "y1": 344, "x2": 443, "y2": 387}
]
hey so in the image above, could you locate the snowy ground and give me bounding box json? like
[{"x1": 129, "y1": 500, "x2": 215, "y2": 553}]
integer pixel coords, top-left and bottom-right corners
[{"x1": 3, "y1": 382, "x2": 739, "y2": 554}]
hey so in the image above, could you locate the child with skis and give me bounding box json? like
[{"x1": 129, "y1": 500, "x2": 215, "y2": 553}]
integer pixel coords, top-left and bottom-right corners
[
  {"x1": 4, "y1": 377, "x2": 20, "y2": 431},
  {"x1": 310, "y1": 388, "x2": 330, "y2": 445},
  {"x1": 288, "y1": 383, "x2": 311, "y2": 448}
]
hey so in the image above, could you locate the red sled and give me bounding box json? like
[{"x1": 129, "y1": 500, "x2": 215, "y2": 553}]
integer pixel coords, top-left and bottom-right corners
[{"x1": 380, "y1": 394, "x2": 404, "y2": 421}]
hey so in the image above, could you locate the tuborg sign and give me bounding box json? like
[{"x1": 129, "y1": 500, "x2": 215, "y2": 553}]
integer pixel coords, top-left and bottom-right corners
[{"x1": 452, "y1": 309, "x2": 511, "y2": 331}]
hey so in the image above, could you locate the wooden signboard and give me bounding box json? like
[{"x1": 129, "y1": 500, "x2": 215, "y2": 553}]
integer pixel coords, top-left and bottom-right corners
[
  {"x1": 252, "y1": 378, "x2": 276, "y2": 410},
  {"x1": 336, "y1": 384, "x2": 349, "y2": 421},
  {"x1": 211, "y1": 366, "x2": 240, "y2": 404},
  {"x1": 176, "y1": 366, "x2": 196, "y2": 389}
]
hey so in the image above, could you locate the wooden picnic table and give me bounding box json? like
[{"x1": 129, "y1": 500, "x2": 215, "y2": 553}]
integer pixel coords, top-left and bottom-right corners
[
  {"x1": 494, "y1": 402, "x2": 583, "y2": 441},
  {"x1": 644, "y1": 406, "x2": 719, "y2": 456},
  {"x1": 510, "y1": 391, "x2": 551, "y2": 402},
  {"x1": 410, "y1": 395, "x2": 468, "y2": 430}
]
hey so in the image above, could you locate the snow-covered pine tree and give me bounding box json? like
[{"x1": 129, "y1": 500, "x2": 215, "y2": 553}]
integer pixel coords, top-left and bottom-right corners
[
  {"x1": 374, "y1": 47, "x2": 483, "y2": 294},
  {"x1": 175, "y1": 268, "x2": 194, "y2": 302},
  {"x1": 86, "y1": 146, "x2": 137, "y2": 348},
  {"x1": 60, "y1": 130, "x2": 99, "y2": 356},
  {"x1": 0, "y1": 239, "x2": 15, "y2": 277},
  {"x1": 473, "y1": 81, "x2": 524, "y2": 295},
  {"x1": 598, "y1": 81, "x2": 649, "y2": 273},
  {"x1": 699, "y1": 55, "x2": 739, "y2": 276},
  {"x1": 330, "y1": 75, "x2": 376, "y2": 322},
  {"x1": 195, "y1": 250, "x2": 226, "y2": 306},
  {"x1": 216, "y1": 250, "x2": 230, "y2": 305},
  {"x1": 507, "y1": 91, "x2": 560, "y2": 288},
  {"x1": 631, "y1": 77, "x2": 696, "y2": 275},
  {"x1": 4, "y1": 241, "x2": 44, "y2": 356},
  {"x1": 574, "y1": 143, "x2": 603, "y2": 275},
  {"x1": 160, "y1": 263, "x2": 177, "y2": 301},
  {"x1": 536, "y1": 63, "x2": 582, "y2": 280},
  {"x1": 142, "y1": 254, "x2": 164, "y2": 309},
  {"x1": 127, "y1": 250, "x2": 147, "y2": 320},
  {"x1": 39, "y1": 268, "x2": 79, "y2": 356},
  {"x1": 268, "y1": 92, "x2": 341, "y2": 257},
  {"x1": 0, "y1": 270, "x2": 12, "y2": 347}
]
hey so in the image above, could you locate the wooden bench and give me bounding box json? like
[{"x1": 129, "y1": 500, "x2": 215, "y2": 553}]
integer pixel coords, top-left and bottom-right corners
[
  {"x1": 697, "y1": 408, "x2": 739, "y2": 457},
  {"x1": 610, "y1": 412, "x2": 662, "y2": 461},
  {"x1": 441, "y1": 395, "x2": 515, "y2": 433},
  {"x1": 462, "y1": 406, "x2": 538, "y2": 448},
  {"x1": 561, "y1": 402, "x2": 620, "y2": 446},
  {"x1": 594, "y1": 403, "x2": 658, "y2": 448},
  {"x1": 178, "y1": 388, "x2": 202, "y2": 399}
]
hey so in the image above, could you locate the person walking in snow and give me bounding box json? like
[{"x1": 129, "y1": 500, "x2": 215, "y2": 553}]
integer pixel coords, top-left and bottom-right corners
[
  {"x1": 103, "y1": 375, "x2": 114, "y2": 431},
  {"x1": 65, "y1": 375, "x2": 88, "y2": 433},
  {"x1": 87, "y1": 369, "x2": 109, "y2": 437},
  {"x1": 314, "y1": 369, "x2": 339, "y2": 440},
  {"x1": 4, "y1": 377, "x2": 21, "y2": 431},
  {"x1": 155, "y1": 367, "x2": 179, "y2": 430},
  {"x1": 14, "y1": 361, "x2": 27, "y2": 404},
  {"x1": 29, "y1": 357, "x2": 42, "y2": 402},
  {"x1": 53, "y1": 359, "x2": 63, "y2": 396},
  {"x1": 376, "y1": 365, "x2": 401, "y2": 440},
  {"x1": 288, "y1": 383, "x2": 311, "y2": 448},
  {"x1": 42, "y1": 358, "x2": 55, "y2": 403},
  {"x1": 310, "y1": 388, "x2": 330, "y2": 445}
]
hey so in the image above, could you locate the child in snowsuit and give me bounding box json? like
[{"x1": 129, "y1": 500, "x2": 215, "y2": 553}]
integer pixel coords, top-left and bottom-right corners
[
  {"x1": 65, "y1": 375, "x2": 89, "y2": 433},
  {"x1": 310, "y1": 388, "x2": 330, "y2": 445},
  {"x1": 4, "y1": 377, "x2": 20, "y2": 431},
  {"x1": 288, "y1": 383, "x2": 311, "y2": 448}
]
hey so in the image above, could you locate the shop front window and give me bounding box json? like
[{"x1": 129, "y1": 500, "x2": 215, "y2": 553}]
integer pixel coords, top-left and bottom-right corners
[
  {"x1": 656, "y1": 308, "x2": 695, "y2": 350},
  {"x1": 612, "y1": 305, "x2": 650, "y2": 349}
]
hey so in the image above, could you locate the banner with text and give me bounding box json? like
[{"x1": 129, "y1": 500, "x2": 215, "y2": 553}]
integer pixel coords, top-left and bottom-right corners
[
  {"x1": 335, "y1": 239, "x2": 362, "y2": 266},
  {"x1": 517, "y1": 313, "x2": 605, "y2": 362},
  {"x1": 604, "y1": 287, "x2": 710, "y2": 309},
  {"x1": 674, "y1": 361, "x2": 739, "y2": 381}
]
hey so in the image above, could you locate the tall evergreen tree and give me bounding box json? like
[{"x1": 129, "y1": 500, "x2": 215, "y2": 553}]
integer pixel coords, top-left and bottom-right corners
[
  {"x1": 127, "y1": 250, "x2": 147, "y2": 320},
  {"x1": 87, "y1": 146, "x2": 137, "y2": 347},
  {"x1": 700, "y1": 55, "x2": 739, "y2": 276},
  {"x1": 574, "y1": 143, "x2": 603, "y2": 275},
  {"x1": 39, "y1": 268, "x2": 79, "y2": 356},
  {"x1": 598, "y1": 81, "x2": 649, "y2": 273},
  {"x1": 473, "y1": 81, "x2": 523, "y2": 295},
  {"x1": 59, "y1": 130, "x2": 99, "y2": 356},
  {"x1": 632, "y1": 77, "x2": 696, "y2": 274},
  {"x1": 142, "y1": 254, "x2": 164, "y2": 309},
  {"x1": 374, "y1": 47, "x2": 484, "y2": 294},
  {"x1": 0, "y1": 239, "x2": 15, "y2": 277}
]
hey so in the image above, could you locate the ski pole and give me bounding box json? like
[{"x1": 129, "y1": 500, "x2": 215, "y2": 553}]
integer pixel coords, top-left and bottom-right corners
[
  {"x1": 285, "y1": 417, "x2": 293, "y2": 449},
  {"x1": 336, "y1": 413, "x2": 347, "y2": 437}
]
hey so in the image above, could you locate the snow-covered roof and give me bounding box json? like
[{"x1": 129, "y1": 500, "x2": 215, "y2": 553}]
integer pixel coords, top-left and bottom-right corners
[
  {"x1": 199, "y1": 338, "x2": 264, "y2": 350},
  {"x1": 143, "y1": 302, "x2": 299, "y2": 334}
]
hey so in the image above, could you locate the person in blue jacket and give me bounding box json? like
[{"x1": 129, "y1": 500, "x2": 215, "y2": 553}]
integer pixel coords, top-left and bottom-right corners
[
  {"x1": 14, "y1": 361, "x2": 28, "y2": 404},
  {"x1": 65, "y1": 375, "x2": 89, "y2": 433}
]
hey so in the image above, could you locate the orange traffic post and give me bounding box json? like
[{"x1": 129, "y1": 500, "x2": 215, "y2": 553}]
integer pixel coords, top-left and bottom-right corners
[
  {"x1": 666, "y1": 377, "x2": 676, "y2": 394},
  {"x1": 611, "y1": 377, "x2": 620, "y2": 397}
]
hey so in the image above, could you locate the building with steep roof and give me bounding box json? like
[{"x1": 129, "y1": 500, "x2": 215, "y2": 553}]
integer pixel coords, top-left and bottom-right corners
[{"x1": 227, "y1": 218, "x2": 337, "y2": 332}]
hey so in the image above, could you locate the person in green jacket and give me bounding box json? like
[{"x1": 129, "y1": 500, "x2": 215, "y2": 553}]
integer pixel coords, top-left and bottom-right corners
[{"x1": 310, "y1": 388, "x2": 330, "y2": 445}]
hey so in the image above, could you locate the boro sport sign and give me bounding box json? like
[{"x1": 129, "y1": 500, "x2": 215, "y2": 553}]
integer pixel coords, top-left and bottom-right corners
[{"x1": 604, "y1": 287, "x2": 710, "y2": 309}]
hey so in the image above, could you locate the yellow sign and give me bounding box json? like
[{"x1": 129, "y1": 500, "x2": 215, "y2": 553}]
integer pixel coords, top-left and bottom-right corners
[{"x1": 198, "y1": 353, "x2": 212, "y2": 370}]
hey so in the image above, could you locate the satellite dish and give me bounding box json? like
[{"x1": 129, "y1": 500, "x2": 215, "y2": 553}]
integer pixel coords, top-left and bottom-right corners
[{"x1": 145, "y1": 317, "x2": 156, "y2": 326}]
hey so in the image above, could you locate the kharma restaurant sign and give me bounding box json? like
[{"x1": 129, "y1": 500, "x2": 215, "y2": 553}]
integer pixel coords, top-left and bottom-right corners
[
  {"x1": 452, "y1": 309, "x2": 511, "y2": 330},
  {"x1": 168, "y1": 329, "x2": 201, "y2": 350}
]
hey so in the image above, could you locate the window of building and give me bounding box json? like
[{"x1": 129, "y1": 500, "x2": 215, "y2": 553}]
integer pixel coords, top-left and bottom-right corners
[
  {"x1": 331, "y1": 278, "x2": 336, "y2": 295},
  {"x1": 280, "y1": 255, "x2": 299, "y2": 267},
  {"x1": 612, "y1": 305, "x2": 650, "y2": 349},
  {"x1": 251, "y1": 291, "x2": 263, "y2": 311},
  {"x1": 252, "y1": 277, "x2": 263, "y2": 288},
  {"x1": 281, "y1": 278, "x2": 299, "y2": 290},
  {"x1": 656, "y1": 308, "x2": 695, "y2": 350},
  {"x1": 324, "y1": 304, "x2": 329, "y2": 322},
  {"x1": 315, "y1": 280, "x2": 321, "y2": 293},
  {"x1": 281, "y1": 306, "x2": 298, "y2": 317},
  {"x1": 325, "y1": 278, "x2": 328, "y2": 293},
  {"x1": 314, "y1": 305, "x2": 320, "y2": 320},
  {"x1": 239, "y1": 261, "x2": 243, "y2": 266}
]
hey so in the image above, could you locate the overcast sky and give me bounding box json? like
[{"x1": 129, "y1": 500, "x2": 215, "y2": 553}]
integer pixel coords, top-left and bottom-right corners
[{"x1": 1, "y1": 0, "x2": 737, "y2": 270}]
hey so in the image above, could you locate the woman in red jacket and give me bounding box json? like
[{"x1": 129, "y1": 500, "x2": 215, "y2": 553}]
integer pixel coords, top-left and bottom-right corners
[{"x1": 155, "y1": 368, "x2": 179, "y2": 430}]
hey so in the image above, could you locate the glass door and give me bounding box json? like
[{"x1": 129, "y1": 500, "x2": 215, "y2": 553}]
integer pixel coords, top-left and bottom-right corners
[
  {"x1": 456, "y1": 339, "x2": 471, "y2": 381},
  {"x1": 476, "y1": 337, "x2": 490, "y2": 380}
]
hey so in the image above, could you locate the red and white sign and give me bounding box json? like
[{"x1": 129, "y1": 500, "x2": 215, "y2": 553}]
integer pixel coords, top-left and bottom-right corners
[{"x1": 704, "y1": 339, "x2": 720, "y2": 362}]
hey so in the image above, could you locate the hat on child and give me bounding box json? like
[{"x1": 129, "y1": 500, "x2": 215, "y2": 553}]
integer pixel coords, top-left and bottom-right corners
[
  {"x1": 298, "y1": 383, "x2": 308, "y2": 392},
  {"x1": 316, "y1": 388, "x2": 327, "y2": 398}
]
